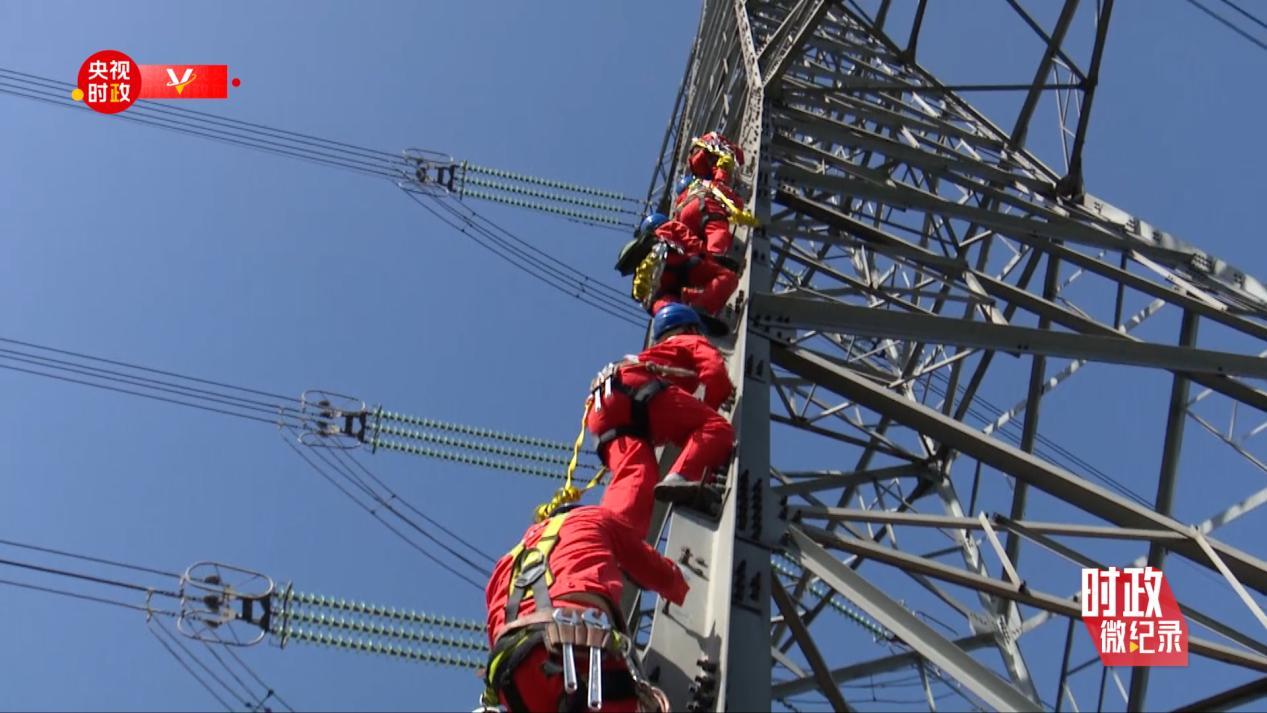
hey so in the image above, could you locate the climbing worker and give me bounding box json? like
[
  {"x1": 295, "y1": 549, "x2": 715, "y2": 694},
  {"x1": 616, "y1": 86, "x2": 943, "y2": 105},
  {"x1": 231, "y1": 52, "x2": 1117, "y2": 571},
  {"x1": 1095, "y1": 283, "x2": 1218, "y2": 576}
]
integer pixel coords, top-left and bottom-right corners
[
  {"x1": 618, "y1": 214, "x2": 735, "y2": 334},
  {"x1": 640, "y1": 212, "x2": 738, "y2": 318},
  {"x1": 480, "y1": 503, "x2": 684, "y2": 712},
  {"x1": 673, "y1": 173, "x2": 695, "y2": 197},
  {"x1": 586, "y1": 304, "x2": 735, "y2": 537},
  {"x1": 686, "y1": 131, "x2": 744, "y2": 186},
  {"x1": 672, "y1": 173, "x2": 756, "y2": 266}
]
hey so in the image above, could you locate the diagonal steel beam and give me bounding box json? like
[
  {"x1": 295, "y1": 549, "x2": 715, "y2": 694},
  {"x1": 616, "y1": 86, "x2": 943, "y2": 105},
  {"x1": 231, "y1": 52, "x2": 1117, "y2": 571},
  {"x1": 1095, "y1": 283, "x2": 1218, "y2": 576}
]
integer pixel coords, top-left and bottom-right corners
[
  {"x1": 787, "y1": 526, "x2": 1042, "y2": 711},
  {"x1": 1010, "y1": 0, "x2": 1081, "y2": 150},
  {"x1": 790, "y1": 506, "x2": 1188, "y2": 541},
  {"x1": 1060, "y1": 0, "x2": 1115, "y2": 197},
  {"x1": 1002, "y1": 0, "x2": 1089, "y2": 83},
  {"x1": 749, "y1": 293, "x2": 1267, "y2": 378},
  {"x1": 1005, "y1": 253, "x2": 1060, "y2": 567},
  {"x1": 772, "y1": 343, "x2": 1267, "y2": 594},
  {"x1": 1173, "y1": 675, "x2": 1267, "y2": 712},
  {"x1": 1128, "y1": 310, "x2": 1199, "y2": 711},
  {"x1": 797, "y1": 522, "x2": 1267, "y2": 672},
  {"x1": 771, "y1": 578, "x2": 854, "y2": 711},
  {"x1": 773, "y1": 632, "x2": 997, "y2": 697},
  {"x1": 760, "y1": 0, "x2": 834, "y2": 87}
]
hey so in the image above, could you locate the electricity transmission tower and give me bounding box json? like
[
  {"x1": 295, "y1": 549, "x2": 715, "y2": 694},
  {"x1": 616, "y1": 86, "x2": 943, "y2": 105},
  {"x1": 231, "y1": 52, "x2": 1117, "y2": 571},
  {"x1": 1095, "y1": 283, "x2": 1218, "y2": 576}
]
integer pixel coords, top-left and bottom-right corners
[{"x1": 633, "y1": 1, "x2": 1267, "y2": 711}]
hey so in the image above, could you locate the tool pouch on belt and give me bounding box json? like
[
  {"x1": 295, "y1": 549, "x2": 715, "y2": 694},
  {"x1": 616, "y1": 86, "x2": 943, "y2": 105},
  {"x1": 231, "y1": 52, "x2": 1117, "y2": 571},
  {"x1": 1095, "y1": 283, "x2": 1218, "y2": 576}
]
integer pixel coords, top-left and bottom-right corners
[
  {"x1": 631, "y1": 242, "x2": 668, "y2": 309},
  {"x1": 482, "y1": 607, "x2": 670, "y2": 713},
  {"x1": 541, "y1": 613, "x2": 611, "y2": 654}
]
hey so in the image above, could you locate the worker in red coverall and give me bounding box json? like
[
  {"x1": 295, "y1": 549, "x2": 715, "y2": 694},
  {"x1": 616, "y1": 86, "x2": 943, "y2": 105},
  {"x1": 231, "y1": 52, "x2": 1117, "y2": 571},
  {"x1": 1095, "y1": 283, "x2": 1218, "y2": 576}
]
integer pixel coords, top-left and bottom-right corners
[
  {"x1": 586, "y1": 303, "x2": 735, "y2": 538},
  {"x1": 678, "y1": 132, "x2": 752, "y2": 261},
  {"x1": 481, "y1": 504, "x2": 686, "y2": 712},
  {"x1": 639, "y1": 212, "x2": 738, "y2": 317},
  {"x1": 687, "y1": 131, "x2": 744, "y2": 185},
  {"x1": 672, "y1": 175, "x2": 754, "y2": 264}
]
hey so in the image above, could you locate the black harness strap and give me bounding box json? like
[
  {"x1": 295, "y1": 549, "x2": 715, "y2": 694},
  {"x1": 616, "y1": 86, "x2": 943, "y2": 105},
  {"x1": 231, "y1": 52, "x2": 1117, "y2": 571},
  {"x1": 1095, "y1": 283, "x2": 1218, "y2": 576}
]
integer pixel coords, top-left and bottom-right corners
[
  {"x1": 546, "y1": 665, "x2": 640, "y2": 711},
  {"x1": 596, "y1": 374, "x2": 667, "y2": 446},
  {"x1": 485, "y1": 628, "x2": 545, "y2": 713},
  {"x1": 651, "y1": 254, "x2": 702, "y2": 303},
  {"x1": 503, "y1": 516, "x2": 568, "y2": 623}
]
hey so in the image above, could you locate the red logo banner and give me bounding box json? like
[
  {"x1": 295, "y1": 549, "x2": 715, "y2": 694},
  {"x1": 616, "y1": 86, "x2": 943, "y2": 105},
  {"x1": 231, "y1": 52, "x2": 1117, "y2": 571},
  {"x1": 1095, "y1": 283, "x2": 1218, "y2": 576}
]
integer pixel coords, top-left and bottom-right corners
[
  {"x1": 74, "y1": 51, "x2": 238, "y2": 114},
  {"x1": 138, "y1": 64, "x2": 229, "y2": 100},
  {"x1": 1081, "y1": 567, "x2": 1188, "y2": 667}
]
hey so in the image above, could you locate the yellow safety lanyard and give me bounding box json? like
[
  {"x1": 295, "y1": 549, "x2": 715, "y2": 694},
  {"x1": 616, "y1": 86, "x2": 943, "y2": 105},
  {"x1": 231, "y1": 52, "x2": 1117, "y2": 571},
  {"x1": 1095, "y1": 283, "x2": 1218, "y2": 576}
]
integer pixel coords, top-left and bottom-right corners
[
  {"x1": 504, "y1": 512, "x2": 568, "y2": 595},
  {"x1": 533, "y1": 398, "x2": 607, "y2": 523}
]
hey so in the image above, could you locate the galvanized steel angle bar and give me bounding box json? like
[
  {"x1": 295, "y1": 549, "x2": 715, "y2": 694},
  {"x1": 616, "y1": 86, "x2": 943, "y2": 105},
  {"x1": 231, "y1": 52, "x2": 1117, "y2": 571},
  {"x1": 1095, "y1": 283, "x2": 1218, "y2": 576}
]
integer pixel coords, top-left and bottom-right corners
[
  {"x1": 769, "y1": 245, "x2": 943, "y2": 315},
  {"x1": 1028, "y1": 238, "x2": 1267, "y2": 343},
  {"x1": 760, "y1": 0, "x2": 835, "y2": 87},
  {"x1": 786, "y1": 526, "x2": 1043, "y2": 711},
  {"x1": 773, "y1": 343, "x2": 1267, "y2": 594},
  {"x1": 777, "y1": 162, "x2": 1117, "y2": 262},
  {"x1": 798, "y1": 523, "x2": 1267, "y2": 673},
  {"x1": 773, "y1": 105, "x2": 1055, "y2": 195},
  {"x1": 772, "y1": 632, "x2": 996, "y2": 698},
  {"x1": 782, "y1": 81, "x2": 1012, "y2": 156},
  {"x1": 772, "y1": 189, "x2": 970, "y2": 274},
  {"x1": 770, "y1": 577, "x2": 855, "y2": 711},
  {"x1": 774, "y1": 191, "x2": 1267, "y2": 416},
  {"x1": 751, "y1": 293, "x2": 1267, "y2": 378}
]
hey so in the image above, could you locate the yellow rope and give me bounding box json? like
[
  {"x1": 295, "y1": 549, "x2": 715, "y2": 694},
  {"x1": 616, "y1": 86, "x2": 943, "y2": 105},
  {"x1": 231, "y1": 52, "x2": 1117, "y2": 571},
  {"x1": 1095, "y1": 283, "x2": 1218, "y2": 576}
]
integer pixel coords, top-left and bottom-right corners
[
  {"x1": 534, "y1": 398, "x2": 607, "y2": 522},
  {"x1": 682, "y1": 177, "x2": 759, "y2": 228},
  {"x1": 703, "y1": 181, "x2": 759, "y2": 227}
]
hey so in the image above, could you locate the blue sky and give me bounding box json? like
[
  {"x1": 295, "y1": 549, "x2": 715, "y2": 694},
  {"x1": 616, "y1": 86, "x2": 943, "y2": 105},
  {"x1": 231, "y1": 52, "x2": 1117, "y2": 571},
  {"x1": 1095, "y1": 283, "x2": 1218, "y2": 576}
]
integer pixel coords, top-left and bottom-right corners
[{"x1": 2, "y1": 1, "x2": 1266, "y2": 711}]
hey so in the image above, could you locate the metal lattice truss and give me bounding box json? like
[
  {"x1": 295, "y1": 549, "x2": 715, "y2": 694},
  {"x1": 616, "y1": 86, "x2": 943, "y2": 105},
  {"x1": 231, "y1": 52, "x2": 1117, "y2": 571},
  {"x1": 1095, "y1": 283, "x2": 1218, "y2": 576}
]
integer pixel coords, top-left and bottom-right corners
[{"x1": 636, "y1": 1, "x2": 1267, "y2": 711}]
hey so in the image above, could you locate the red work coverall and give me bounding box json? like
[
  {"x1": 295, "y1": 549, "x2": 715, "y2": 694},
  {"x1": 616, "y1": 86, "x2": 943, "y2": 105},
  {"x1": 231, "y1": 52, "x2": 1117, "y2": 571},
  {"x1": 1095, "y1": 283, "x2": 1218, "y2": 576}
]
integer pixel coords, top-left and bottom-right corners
[
  {"x1": 484, "y1": 506, "x2": 688, "y2": 711},
  {"x1": 688, "y1": 146, "x2": 735, "y2": 184},
  {"x1": 673, "y1": 180, "x2": 746, "y2": 257},
  {"x1": 586, "y1": 337, "x2": 734, "y2": 536},
  {"x1": 687, "y1": 132, "x2": 743, "y2": 185},
  {"x1": 649, "y1": 220, "x2": 738, "y2": 316}
]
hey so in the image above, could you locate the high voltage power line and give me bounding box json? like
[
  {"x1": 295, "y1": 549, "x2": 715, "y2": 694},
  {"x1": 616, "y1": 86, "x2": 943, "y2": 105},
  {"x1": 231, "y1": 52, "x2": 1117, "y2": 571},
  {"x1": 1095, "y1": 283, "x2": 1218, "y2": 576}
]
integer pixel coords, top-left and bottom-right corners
[
  {"x1": 0, "y1": 537, "x2": 492, "y2": 709},
  {"x1": 0, "y1": 334, "x2": 597, "y2": 590},
  {"x1": 0, "y1": 67, "x2": 648, "y2": 328},
  {"x1": 1184, "y1": 0, "x2": 1267, "y2": 52},
  {"x1": 0, "y1": 335, "x2": 598, "y2": 475},
  {"x1": 0, "y1": 540, "x2": 294, "y2": 711},
  {"x1": 0, "y1": 332, "x2": 1159, "y2": 615}
]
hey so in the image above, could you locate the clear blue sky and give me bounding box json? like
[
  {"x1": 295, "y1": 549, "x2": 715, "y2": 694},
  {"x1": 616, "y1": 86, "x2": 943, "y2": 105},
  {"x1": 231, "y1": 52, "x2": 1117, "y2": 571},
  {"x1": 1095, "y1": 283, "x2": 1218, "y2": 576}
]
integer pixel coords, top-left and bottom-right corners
[{"x1": 2, "y1": 1, "x2": 1266, "y2": 711}]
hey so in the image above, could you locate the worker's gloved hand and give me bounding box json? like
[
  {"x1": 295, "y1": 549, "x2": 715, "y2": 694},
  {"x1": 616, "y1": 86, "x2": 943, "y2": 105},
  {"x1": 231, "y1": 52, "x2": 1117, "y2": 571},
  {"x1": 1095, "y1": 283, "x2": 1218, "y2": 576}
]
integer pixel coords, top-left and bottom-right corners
[
  {"x1": 721, "y1": 391, "x2": 737, "y2": 414},
  {"x1": 733, "y1": 209, "x2": 760, "y2": 227},
  {"x1": 591, "y1": 362, "x2": 618, "y2": 392},
  {"x1": 668, "y1": 563, "x2": 690, "y2": 605},
  {"x1": 715, "y1": 153, "x2": 735, "y2": 173}
]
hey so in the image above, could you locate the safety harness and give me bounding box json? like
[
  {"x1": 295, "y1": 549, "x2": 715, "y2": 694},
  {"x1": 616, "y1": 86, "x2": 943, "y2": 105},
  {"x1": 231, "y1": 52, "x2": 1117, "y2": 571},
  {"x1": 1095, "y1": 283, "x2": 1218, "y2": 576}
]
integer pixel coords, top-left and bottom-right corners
[
  {"x1": 631, "y1": 242, "x2": 703, "y2": 310},
  {"x1": 672, "y1": 180, "x2": 758, "y2": 231},
  {"x1": 478, "y1": 513, "x2": 668, "y2": 712},
  {"x1": 691, "y1": 133, "x2": 744, "y2": 167},
  {"x1": 590, "y1": 369, "x2": 667, "y2": 448}
]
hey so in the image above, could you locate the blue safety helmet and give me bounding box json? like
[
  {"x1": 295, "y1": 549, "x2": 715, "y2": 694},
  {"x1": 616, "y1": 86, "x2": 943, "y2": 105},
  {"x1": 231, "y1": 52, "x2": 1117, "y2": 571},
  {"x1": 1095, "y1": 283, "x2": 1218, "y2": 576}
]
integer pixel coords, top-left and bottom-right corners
[
  {"x1": 675, "y1": 174, "x2": 695, "y2": 195},
  {"x1": 652, "y1": 303, "x2": 703, "y2": 341},
  {"x1": 639, "y1": 212, "x2": 670, "y2": 237}
]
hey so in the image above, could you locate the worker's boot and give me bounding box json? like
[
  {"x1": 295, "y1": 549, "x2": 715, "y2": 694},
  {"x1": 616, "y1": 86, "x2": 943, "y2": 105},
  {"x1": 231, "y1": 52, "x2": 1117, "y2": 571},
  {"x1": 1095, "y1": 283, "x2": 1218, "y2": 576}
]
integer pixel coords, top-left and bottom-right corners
[
  {"x1": 711, "y1": 252, "x2": 743, "y2": 274},
  {"x1": 655, "y1": 473, "x2": 722, "y2": 516},
  {"x1": 689, "y1": 306, "x2": 730, "y2": 337}
]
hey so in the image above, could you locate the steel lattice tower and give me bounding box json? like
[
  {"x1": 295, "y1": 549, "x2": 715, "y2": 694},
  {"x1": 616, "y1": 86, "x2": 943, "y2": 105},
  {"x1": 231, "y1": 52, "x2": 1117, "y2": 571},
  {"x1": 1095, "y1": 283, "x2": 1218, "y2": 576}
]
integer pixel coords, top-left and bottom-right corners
[{"x1": 630, "y1": 2, "x2": 1267, "y2": 711}]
